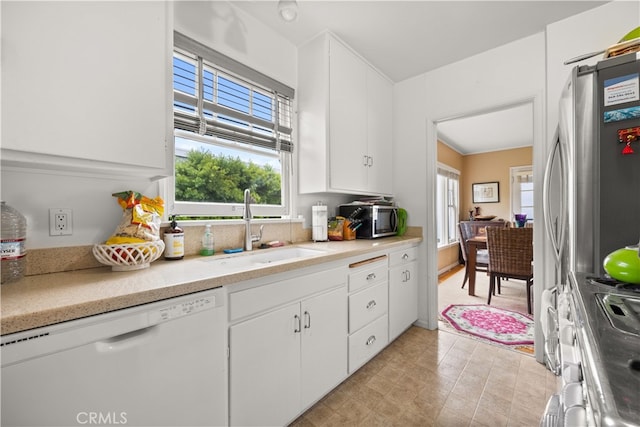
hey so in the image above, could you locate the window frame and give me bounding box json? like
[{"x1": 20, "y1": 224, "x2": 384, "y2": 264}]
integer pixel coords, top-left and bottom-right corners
[
  {"x1": 436, "y1": 163, "x2": 460, "y2": 249},
  {"x1": 166, "y1": 32, "x2": 294, "y2": 219},
  {"x1": 510, "y1": 165, "x2": 534, "y2": 222}
]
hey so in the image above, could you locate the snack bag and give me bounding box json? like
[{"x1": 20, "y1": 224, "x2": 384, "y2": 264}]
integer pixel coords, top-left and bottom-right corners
[{"x1": 106, "y1": 191, "x2": 164, "y2": 244}]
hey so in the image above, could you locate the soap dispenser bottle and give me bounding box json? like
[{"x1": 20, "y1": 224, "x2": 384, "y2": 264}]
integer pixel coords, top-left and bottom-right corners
[
  {"x1": 200, "y1": 224, "x2": 215, "y2": 256},
  {"x1": 163, "y1": 215, "x2": 184, "y2": 260}
]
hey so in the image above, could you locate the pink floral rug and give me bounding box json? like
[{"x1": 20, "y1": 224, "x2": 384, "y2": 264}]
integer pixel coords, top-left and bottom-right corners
[{"x1": 441, "y1": 304, "x2": 534, "y2": 347}]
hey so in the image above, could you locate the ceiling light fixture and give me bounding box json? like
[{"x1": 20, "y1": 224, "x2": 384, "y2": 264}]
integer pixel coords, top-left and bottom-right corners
[{"x1": 278, "y1": 0, "x2": 298, "y2": 22}]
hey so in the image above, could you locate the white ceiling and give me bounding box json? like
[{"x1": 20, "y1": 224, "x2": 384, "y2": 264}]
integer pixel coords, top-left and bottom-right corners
[
  {"x1": 231, "y1": 0, "x2": 608, "y2": 154},
  {"x1": 437, "y1": 102, "x2": 534, "y2": 154}
]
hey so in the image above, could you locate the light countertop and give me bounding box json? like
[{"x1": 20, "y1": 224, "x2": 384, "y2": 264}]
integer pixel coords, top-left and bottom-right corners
[{"x1": 1, "y1": 235, "x2": 421, "y2": 336}]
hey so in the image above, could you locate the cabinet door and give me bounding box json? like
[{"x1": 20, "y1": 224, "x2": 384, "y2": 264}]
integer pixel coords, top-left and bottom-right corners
[
  {"x1": 367, "y1": 68, "x2": 393, "y2": 194},
  {"x1": 388, "y1": 261, "x2": 418, "y2": 341},
  {"x1": 230, "y1": 303, "x2": 301, "y2": 427},
  {"x1": 329, "y1": 38, "x2": 368, "y2": 192},
  {"x1": 1, "y1": 2, "x2": 171, "y2": 177},
  {"x1": 300, "y1": 286, "x2": 348, "y2": 410}
]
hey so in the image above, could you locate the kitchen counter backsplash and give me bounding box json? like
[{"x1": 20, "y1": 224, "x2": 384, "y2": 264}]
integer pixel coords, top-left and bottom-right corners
[{"x1": 26, "y1": 221, "x2": 311, "y2": 276}]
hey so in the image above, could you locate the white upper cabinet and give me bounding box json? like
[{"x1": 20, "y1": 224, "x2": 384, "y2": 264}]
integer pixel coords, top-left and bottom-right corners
[
  {"x1": 1, "y1": 1, "x2": 173, "y2": 179},
  {"x1": 298, "y1": 33, "x2": 393, "y2": 195}
]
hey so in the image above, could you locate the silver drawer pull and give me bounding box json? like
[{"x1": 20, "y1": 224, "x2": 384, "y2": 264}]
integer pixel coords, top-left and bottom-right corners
[
  {"x1": 366, "y1": 300, "x2": 377, "y2": 310},
  {"x1": 402, "y1": 253, "x2": 409, "y2": 260},
  {"x1": 366, "y1": 335, "x2": 376, "y2": 346},
  {"x1": 366, "y1": 273, "x2": 376, "y2": 281}
]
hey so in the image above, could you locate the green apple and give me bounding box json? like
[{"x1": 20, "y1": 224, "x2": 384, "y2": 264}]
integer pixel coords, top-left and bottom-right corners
[{"x1": 603, "y1": 246, "x2": 640, "y2": 284}]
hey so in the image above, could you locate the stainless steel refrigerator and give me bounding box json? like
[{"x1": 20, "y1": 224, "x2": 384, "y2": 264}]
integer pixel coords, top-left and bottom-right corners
[
  {"x1": 540, "y1": 52, "x2": 640, "y2": 427},
  {"x1": 544, "y1": 52, "x2": 640, "y2": 282}
]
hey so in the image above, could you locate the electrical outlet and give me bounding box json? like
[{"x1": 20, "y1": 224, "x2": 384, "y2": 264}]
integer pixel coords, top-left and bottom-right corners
[{"x1": 49, "y1": 208, "x2": 73, "y2": 236}]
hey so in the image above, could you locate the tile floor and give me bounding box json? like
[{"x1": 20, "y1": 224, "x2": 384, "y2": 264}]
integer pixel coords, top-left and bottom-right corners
[
  {"x1": 438, "y1": 265, "x2": 531, "y2": 315},
  {"x1": 291, "y1": 266, "x2": 557, "y2": 427}
]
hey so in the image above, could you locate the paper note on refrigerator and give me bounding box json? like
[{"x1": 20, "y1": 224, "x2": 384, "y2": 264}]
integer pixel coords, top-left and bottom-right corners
[{"x1": 604, "y1": 73, "x2": 639, "y2": 107}]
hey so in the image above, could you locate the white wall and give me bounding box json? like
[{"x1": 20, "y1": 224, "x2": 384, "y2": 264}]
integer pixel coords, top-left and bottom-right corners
[
  {"x1": 394, "y1": 0, "x2": 639, "y2": 363},
  {"x1": 394, "y1": 33, "x2": 547, "y2": 337}
]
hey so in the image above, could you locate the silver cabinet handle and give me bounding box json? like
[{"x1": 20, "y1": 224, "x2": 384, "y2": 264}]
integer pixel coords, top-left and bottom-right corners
[
  {"x1": 366, "y1": 272, "x2": 376, "y2": 281},
  {"x1": 363, "y1": 155, "x2": 369, "y2": 167},
  {"x1": 304, "y1": 311, "x2": 311, "y2": 329},
  {"x1": 368, "y1": 156, "x2": 373, "y2": 167},
  {"x1": 402, "y1": 253, "x2": 409, "y2": 260},
  {"x1": 366, "y1": 335, "x2": 376, "y2": 346},
  {"x1": 294, "y1": 314, "x2": 301, "y2": 333},
  {"x1": 366, "y1": 300, "x2": 377, "y2": 310},
  {"x1": 402, "y1": 269, "x2": 411, "y2": 282}
]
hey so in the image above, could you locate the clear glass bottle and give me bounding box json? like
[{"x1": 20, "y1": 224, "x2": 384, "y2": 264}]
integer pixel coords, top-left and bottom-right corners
[
  {"x1": 1, "y1": 201, "x2": 27, "y2": 284},
  {"x1": 200, "y1": 224, "x2": 215, "y2": 256}
]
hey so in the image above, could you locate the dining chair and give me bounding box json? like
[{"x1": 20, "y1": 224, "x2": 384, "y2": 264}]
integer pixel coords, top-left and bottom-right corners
[
  {"x1": 458, "y1": 222, "x2": 490, "y2": 289},
  {"x1": 486, "y1": 227, "x2": 534, "y2": 314}
]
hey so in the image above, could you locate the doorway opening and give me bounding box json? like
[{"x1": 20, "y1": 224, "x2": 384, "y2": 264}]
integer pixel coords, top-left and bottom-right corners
[{"x1": 435, "y1": 101, "x2": 535, "y2": 330}]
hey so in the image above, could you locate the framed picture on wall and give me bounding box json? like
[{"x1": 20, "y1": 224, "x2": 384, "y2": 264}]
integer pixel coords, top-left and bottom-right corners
[{"x1": 472, "y1": 181, "x2": 499, "y2": 203}]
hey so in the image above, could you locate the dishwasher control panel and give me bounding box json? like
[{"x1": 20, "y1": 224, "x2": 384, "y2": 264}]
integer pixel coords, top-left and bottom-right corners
[
  {"x1": 156, "y1": 295, "x2": 216, "y2": 321},
  {"x1": 149, "y1": 288, "x2": 224, "y2": 324}
]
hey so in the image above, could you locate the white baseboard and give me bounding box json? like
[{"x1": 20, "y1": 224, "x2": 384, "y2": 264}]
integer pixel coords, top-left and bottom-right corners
[
  {"x1": 438, "y1": 262, "x2": 461, "y2": 276},
  {"x1": 413, "y1": 319, "x2": 435, "y2": 330}
]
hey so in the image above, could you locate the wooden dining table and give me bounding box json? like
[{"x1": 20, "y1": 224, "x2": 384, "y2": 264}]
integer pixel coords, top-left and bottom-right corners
[{"x1": 466, "y1": 235, "x2": 487, "y2": 296}]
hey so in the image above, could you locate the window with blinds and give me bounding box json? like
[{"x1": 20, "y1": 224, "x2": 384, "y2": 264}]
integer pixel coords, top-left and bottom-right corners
[
  {"x1": 169, "y1": 32, "x2": 295, "y2": 217},
  {"x1": 437, "y1": 164, "x2": 460, "y2": 247}
]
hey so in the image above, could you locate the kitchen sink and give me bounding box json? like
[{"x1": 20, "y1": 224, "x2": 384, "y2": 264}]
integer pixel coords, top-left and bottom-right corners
[{"x1": 199, "y1": 246, "x2": 328, "y2": 272}]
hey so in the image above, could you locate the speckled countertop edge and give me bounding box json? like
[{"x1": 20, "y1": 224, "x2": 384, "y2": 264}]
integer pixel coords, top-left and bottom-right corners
[{"x1": 1, "y1": 234, "x2": 422, "y2": 336}]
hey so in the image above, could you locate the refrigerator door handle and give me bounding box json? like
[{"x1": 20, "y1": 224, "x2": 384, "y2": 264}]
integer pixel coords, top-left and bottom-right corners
[{"x1": 543, "y1": 132, "x2": 567, "y2": 264}]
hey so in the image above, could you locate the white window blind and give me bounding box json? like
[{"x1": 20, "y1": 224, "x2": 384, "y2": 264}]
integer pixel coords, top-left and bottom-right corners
[{"x1": 173, "y1": 32, "x2": 294, "y2": 154}]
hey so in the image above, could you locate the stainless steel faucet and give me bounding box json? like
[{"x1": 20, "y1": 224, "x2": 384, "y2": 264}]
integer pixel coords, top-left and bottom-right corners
[{"x1": 243, "y1": 189, "x2": 263, "y2": 251}]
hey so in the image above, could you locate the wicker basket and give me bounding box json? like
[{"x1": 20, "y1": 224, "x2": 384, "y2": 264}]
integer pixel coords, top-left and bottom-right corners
[{"x1": 92, "y1": 241, "x2": 165, "y2": 271}]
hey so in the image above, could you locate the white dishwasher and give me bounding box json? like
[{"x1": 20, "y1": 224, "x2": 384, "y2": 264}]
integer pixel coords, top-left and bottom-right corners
[{"x1": 1, "y1": 286, "x2": 227, "y2": 427}]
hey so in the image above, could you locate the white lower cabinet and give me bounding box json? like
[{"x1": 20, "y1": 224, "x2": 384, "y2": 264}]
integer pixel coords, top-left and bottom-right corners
[
  {"x1": 229, "y1": 302, "x2": 300, "y2": 427},
  {"x1": 228, "y1": 244, "x2": 420, "y2": 425},
  {"x1": 347, "y1": 256, "x2": 389, "y2": 373},
  {"x1": 229, "y1": 269, "x2": 347, "y2": 427},
  {"x1": 388, "y1": 247, "x2": 419, "y2": 341},
  {"x1": 300, "y1": 288, "x2": 348, "y2": 409}
]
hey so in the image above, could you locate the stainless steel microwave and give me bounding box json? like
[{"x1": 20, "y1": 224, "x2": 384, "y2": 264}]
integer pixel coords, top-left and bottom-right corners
[{"x1": 338, "y1": 205, "x2": 398, "y2": 239}]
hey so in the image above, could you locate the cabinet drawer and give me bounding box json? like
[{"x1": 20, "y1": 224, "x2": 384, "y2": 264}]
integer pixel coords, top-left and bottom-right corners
[
  {"x1": 229, "y1": 266, "x2": 346, "y2": 321},
  {"x1": 388, "y1": 246, "x2": 417, "y2": 266},
  {"x1": 349, "y1": 281, "x2": 388, "y2": 333},
  {"x1": 348, "y1": 257, "x2": 387, "y2": 293},
  {"x1": 348, "y1": 314, "x2": 388, "y2": 374}
]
